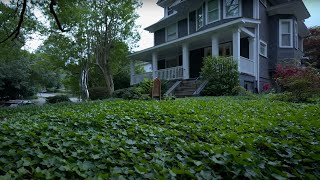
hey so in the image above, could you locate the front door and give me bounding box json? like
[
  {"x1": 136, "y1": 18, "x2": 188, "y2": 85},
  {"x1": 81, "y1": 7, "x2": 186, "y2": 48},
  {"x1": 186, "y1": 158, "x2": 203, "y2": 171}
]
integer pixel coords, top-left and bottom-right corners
[{"x1": 189, "y1": 48, "x2": 204, "y2": 78}]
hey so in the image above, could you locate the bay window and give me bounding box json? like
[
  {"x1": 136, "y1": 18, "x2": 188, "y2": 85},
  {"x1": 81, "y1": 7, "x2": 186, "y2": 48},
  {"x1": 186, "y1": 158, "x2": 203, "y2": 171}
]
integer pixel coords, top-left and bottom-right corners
[
  {"x1": 207, "y1": 0, "x2": 220, "y2": 23},
  {"x1": 279, "y1": 19, "x2": 293, "y2": 48},
  {"x1": 224, "y1": 0, "x2": 241, "y2": 18}
]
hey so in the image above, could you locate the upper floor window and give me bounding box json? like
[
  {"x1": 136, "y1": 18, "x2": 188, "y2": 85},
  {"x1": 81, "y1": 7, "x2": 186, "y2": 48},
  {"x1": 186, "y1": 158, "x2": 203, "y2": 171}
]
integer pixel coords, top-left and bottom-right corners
[
  {"x1": 167, "y1": 23, "x2": 178, "y2": 42},
  {"x1": 279, "y1": 19, "x2": 293, "y2": 48},
  {"x1": 197, "y1": 5, "x2": 204, "y2": 30},
  {"x1": 223, "y1": 0, "x2": 241, "y2": 18},
  {"x1": 167, "y1": 6, "x2": 174, "y2": 16},
  {"x1": 260, "y1": 40, "x2": 267, "y2": 57},
  {"x1": 207, "y1": 0, "x2": 220, "y2": 23}
]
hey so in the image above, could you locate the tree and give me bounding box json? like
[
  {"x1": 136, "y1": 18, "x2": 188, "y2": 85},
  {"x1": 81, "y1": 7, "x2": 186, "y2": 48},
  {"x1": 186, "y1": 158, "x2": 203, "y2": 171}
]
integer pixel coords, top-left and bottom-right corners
[{"x1": 304, "y1": 26, "x2": 320, "y2": 69}]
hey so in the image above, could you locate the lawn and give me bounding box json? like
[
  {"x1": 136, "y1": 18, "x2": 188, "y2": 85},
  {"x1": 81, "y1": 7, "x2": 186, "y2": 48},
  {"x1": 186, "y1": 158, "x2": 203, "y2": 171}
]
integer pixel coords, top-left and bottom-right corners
[{"x1": 0, "y1": 97, "x2": 319, "y2": 179}]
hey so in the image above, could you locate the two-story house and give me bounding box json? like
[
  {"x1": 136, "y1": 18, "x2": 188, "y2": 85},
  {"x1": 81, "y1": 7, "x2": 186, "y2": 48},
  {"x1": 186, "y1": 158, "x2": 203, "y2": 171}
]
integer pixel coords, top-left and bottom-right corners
[{"x1": 129, "y1": 0, "x2": 310, "y2": 93}]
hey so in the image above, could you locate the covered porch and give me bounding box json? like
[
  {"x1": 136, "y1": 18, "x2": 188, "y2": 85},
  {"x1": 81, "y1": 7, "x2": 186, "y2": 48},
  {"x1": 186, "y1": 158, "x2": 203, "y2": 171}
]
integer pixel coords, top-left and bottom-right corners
[{"x1": 129, "y1": 19, "x2": 260, "y2": 85}]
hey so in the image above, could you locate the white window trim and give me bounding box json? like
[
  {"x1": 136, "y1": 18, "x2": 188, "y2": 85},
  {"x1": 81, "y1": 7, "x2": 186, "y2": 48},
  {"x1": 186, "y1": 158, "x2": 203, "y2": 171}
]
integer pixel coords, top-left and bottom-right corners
[
  {"x1": 166, "y1": 23, "x2": 178, "y2": 42},
  {"x1": 223, "y1": 0, "x2": 242, "y2": 19},
  {"x1": 279, "y1": 19, "x2": 293, "y2": 48},
  {"x1": 259, "y1": 40, "x2": 268, "y2": 58},
  {"x1": 196, "y1": 4, "x2": 204, "y2": 31},
  {"x1": 294, "y1": 21, "x2": 298, "y2": 49},
  {"x1": 260, "y1": 0, "x2": 267, "y2": 8},
  {"x1": 206, "y1": 0, "x2": 220, "y2": 24}
]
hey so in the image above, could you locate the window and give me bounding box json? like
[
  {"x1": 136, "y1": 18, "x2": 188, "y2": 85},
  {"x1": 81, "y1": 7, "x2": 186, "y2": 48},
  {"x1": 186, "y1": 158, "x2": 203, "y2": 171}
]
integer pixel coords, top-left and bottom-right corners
[
  {"x1": 223, "y1": 0, "x2": 241, "y2": 18},
  {"x1": 196, "y1": 5, "x2": 204, "y2": 30},
  {"x1": 166, "y1": 23, "x2": 178, "y2": 42},
  {"x1": 260, "y1": 0, "x2": 267, "y2": 7},
  {"x1": 294, "y1": 21, "x2": 298, "y2": 49},
  {"x1": 167, "y1": 6, "x2": 174, "y2": 16},
  {"x1": 260, "y1": 40, "x2": 267, "y2": 57},
  {"x1": 279, "y1": 19, "x2": 293, "y2": 48},
  {"x1": 207, "y1": 0, "x2": 220, "y2": 23}
]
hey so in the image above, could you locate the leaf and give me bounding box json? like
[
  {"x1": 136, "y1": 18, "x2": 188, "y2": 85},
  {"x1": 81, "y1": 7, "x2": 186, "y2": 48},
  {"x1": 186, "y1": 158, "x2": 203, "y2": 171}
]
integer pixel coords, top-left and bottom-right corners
[
  {"x1": 193, "y1": 160, "x2": 203, "y2": 166},
  {"x1": 271, "y1": 173, "x2": 287, "y2": 180}
]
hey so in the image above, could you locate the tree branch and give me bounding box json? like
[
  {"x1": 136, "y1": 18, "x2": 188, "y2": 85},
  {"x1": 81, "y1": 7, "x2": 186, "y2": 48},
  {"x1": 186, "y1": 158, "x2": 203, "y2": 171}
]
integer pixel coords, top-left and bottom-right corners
[
  {"x1": 49, "y1": 0, "x2": 69, "y2": 32},
  {"x1": 0, "y1": 0, "x2": 27, "y2": 43}
]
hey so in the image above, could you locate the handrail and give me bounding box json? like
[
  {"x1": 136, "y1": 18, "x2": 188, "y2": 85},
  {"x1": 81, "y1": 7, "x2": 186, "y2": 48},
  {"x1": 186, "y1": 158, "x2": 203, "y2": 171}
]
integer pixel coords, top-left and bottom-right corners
[
  {"x1": 155, "y1": 66, "x2": 183, "y2": 80},
  {"x1": 193, "y1": 80, "x2": 208, "y2": 96},
  {"x1": 164, "y1": 81, "x2": 181, "y2": 96}
]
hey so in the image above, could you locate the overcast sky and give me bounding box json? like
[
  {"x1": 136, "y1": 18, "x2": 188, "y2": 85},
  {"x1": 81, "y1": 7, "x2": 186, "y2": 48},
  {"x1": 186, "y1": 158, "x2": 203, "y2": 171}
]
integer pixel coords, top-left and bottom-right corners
[
  {"x1": 24, "y1": 0, "x2": 320, "y2": 52},
  {"x1": 135, "y1": 0, "x2": 320, "y2": 51}
]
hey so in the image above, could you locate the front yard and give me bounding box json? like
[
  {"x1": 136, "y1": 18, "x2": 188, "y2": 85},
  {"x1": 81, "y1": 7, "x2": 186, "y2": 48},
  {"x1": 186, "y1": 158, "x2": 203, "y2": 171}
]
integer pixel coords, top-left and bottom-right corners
[{"x1": 0, "y1": 97, "x2": 319, "y2": 179}]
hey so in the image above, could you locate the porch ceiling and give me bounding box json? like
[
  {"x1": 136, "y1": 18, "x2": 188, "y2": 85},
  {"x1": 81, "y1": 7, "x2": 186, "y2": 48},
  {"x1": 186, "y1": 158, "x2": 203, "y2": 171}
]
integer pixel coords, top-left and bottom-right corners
[{"x1": 129, "y1": 18, "x2": 260, "y2": 62}]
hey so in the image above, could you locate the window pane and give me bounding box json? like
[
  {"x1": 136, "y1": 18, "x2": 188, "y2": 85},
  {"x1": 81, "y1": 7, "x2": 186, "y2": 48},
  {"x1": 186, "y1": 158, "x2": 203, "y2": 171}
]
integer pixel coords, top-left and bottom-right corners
[
  {"x1": 226, "y1": 0, "x2": 239, "y2": 6},
  {"x1": 282, "y1": 34, "x2": 291, "y2": 46},
  {"x1": 226, "y1": 5, "x2": 239, "y2": 17},
  {"x1": 281, "y1": 22, "x2": 290, "y2": 34},
  {"x1": 208, "y1": 10, "x2": 219, "y2": 22},
  {"x1": 208, "y1": 0, "x2": 218, "y2": 10},
  {"x1": 197, "y1": 6, "x2": 203, "y2": 29}
]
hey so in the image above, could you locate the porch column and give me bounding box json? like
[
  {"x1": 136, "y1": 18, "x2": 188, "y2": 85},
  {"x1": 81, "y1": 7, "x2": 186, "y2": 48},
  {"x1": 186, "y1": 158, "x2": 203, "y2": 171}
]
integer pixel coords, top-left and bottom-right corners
[
  {"x1": 249, "y1": 37, "x2": 258, "y2": 80},
  {"x1": 182, "y1": 43, "x2": 190, "y2": 79},
  {"x1": 211, "y1": 34, "x2": 219, "y2": 56},
  {"x1": 152, "y1": 52, "x2": 158, "y2": 79},
  {"x1": 233, "y1": 28, "x2": 241, "y2": 71},
  {"x1": 130, "y1": 59, "x2": 135, "y2": 85}
]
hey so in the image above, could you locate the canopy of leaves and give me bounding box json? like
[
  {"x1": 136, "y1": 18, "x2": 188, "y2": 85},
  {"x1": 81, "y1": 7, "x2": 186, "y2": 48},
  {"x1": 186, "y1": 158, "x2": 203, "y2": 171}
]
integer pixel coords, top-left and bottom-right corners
[{"x1": 304, "y1": 26, "x2": 320, "y2": 68}]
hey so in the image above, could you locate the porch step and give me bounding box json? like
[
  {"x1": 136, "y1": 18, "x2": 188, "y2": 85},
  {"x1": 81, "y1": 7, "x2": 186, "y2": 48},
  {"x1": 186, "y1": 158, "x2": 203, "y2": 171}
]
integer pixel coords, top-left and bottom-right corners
[{"x1": 173, "y1": 79, "x2": 198, "y2": 98}]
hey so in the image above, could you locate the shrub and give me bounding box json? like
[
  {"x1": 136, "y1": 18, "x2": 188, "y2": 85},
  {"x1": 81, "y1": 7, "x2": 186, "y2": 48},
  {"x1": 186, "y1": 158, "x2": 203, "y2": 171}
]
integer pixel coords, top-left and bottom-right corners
[
  {"x1": 46, "y1": 95, "x2": 70, "y2": 104},
  {"x1": 274, "y1": 65, "x2": 320, "y2": 102},
  {"x1": 201, "y1": 56, "x2": 239, "y2": 96},
  {"x1": 89, "y1": 87, "x2": 110, "y2": 100}
]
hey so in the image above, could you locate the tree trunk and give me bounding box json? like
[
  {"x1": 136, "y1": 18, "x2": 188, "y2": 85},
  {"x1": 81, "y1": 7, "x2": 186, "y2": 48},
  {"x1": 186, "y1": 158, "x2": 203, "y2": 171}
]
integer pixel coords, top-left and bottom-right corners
[{"x1": 80, "y1": 68, "x2": 89, "y2": 100}]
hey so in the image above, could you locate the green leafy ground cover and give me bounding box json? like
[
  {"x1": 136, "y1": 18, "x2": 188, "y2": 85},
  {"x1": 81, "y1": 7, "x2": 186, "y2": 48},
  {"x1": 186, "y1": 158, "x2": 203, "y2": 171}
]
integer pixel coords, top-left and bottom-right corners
[{"x1": 0, "y1": 97, "x2": 319, "y2": 179}]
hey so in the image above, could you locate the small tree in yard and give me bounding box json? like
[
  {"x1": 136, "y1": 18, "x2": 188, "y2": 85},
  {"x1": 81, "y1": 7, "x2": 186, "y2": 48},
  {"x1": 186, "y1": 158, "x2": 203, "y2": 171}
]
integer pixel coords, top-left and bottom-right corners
[
  {"x1": 274, "y1": 64, "x2": 320, "y2": 102},
  {"x1": 201, "y1": 56, "x2": 239, "y2": 96}
]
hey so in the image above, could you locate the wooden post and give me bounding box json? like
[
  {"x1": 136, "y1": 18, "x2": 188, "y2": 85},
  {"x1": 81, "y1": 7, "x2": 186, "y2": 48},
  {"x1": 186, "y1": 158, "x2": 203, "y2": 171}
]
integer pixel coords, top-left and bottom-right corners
[{"x1": 152, "y1": 78, "x2": 161, "y2": 100}]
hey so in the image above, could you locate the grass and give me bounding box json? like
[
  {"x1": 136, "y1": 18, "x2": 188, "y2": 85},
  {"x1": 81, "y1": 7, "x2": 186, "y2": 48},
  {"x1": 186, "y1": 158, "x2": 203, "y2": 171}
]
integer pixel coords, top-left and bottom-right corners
[{"x1": 0, "y1": 97, "x2": 319, "y2": 179}]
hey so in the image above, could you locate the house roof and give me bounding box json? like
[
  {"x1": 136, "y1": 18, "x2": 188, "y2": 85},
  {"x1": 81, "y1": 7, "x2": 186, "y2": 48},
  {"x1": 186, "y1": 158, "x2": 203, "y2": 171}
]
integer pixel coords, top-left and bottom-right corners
[
  {"x1": 267, "y1": 1, "x2": 311, "y2": 21},
  {"x1": 130, "y1": 18, "x2": 261, "y2": 62},
  {"x1": 146, "y1": 0, "x2": 199, "y2": 32}
]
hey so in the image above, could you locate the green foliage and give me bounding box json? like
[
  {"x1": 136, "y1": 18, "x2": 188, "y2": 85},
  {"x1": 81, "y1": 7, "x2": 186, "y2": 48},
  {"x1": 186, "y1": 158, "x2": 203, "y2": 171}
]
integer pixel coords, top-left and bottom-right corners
[
  {"x1": 0, "y1": 97, "x2": 319, "y2": 179},
  {"x1": 231, "y1": 86, "x2": 256, "y2": 98},
  {"x1": 46, "y1": 95, "x2": 71, "y2": 104},
  {"x1": 274, "y1": 65, "x2": 320, "y2": 102},
  {"x1": 89, "y1": 87, "x2": 110, "y2": 100},
  {"x1": 201, "y1": 56, "x2": 239, "y2": 96}
]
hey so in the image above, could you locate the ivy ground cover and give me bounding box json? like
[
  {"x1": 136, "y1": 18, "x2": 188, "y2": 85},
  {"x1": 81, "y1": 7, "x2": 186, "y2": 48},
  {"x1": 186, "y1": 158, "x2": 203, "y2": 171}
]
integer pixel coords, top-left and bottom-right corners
[{"x1": 0, "y1": 97, "x2": 319, "y2": 179}]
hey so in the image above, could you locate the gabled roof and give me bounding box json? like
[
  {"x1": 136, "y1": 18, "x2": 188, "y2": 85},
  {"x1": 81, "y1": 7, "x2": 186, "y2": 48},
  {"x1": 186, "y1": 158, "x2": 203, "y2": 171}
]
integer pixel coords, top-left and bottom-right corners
[{"x1": 267, "y1": 1, "x2": 310, "y2": 21}]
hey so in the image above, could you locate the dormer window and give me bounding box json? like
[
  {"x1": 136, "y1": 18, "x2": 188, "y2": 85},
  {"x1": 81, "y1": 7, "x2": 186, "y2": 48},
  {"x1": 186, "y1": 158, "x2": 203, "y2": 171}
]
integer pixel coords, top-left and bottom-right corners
[{"x1": 223, "y1": 0, "x2": 242, "y2": 19}]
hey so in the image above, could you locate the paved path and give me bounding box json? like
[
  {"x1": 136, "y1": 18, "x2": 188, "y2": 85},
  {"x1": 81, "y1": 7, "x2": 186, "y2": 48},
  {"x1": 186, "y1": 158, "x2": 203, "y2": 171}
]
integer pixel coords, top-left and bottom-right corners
[{"x1": 33, "y1": 93, "x2": 80, "y2": 105}]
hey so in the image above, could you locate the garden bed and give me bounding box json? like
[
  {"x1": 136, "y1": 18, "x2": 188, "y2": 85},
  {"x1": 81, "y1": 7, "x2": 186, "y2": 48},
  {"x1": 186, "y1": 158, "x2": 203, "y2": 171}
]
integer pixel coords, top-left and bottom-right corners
[{"x1": 0, "y1": 97, "x2": 319, "y2": 179}]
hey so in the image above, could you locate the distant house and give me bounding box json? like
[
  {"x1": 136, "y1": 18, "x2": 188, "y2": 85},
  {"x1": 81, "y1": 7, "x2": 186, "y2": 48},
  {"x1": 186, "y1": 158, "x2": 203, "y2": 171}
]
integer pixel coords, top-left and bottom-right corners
[{"x1": 129, "y1": 0, "x2": 310, "y2": 93}]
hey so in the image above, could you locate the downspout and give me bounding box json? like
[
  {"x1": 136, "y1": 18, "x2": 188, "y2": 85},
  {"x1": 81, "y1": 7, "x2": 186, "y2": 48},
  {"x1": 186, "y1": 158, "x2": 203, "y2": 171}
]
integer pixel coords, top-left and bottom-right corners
[{"x1": 256, "y1": 0, "x2": 261, "y2": 92}]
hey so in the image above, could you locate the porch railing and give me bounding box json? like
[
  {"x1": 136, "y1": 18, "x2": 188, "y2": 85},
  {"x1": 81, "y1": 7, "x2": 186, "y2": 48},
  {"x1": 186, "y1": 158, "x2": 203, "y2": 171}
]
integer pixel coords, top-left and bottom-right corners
[
  {"x1": 131, "y1": 72, "x2": 152, "y2": 85},
  {"x1": 239, "y1": 56, "x2": 254, "y2": 76},
  {"x1": 155, "y1": 66, "x2": 183, "y2": 80}
]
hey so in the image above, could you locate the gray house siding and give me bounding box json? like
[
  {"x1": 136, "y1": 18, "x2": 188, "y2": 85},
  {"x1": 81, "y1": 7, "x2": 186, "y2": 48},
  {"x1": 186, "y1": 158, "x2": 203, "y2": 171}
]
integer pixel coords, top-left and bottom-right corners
[
  {"x1": 259, "y1": 1, "x2": 271, "y2": 83},
  {"x1": 154, "y1": 28, "x2": 166, "y2": 46},
  {"x1": 178, "y1": 19, "x2": 188, "y2": 38}
]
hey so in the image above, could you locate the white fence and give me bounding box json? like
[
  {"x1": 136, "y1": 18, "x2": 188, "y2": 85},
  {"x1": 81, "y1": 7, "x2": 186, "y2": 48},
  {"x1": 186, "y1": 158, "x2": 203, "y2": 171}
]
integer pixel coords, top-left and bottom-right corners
[
  {"x1": 239, "y1": 57, "x2": 254, "y2": 76},
  {"x1": 155, "y1": 66, "x2": 183, "y2": 80}
]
